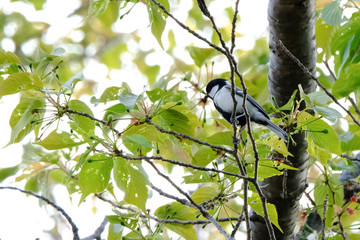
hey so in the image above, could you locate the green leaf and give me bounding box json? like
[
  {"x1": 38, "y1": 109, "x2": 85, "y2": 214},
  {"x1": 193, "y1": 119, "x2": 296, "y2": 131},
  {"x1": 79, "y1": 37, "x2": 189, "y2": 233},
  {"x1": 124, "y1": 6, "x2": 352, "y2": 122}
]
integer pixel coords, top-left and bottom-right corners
[
  {"x1": 314, "y1": 180, "x2": 331, "y2": 207},
  {"x1": 147, "y1": 0, "x2": 167, "y2": 49},
  {"x1": 278, "y1": 90, "x2": 297, "y2": 111},
  {"x1": 183, "y1": 171, "x2": 211, "y2": 184},
  {"x1": 99, "y1": 86, "x2": 130, "y2": 103},
  {"x1": 146, "y1": 88, "x2": 166, "y2": 102},
  {"x1": 191, "y1": 184, "x2": 220, "y2": 203},
  {"x1": 88, "y1": 0, "x2": 111, "y2": 17},
  {"x1": 340, "y1": 132, "x2": 360, "y2": 152},
  {"x1": 331, "y1": 12, "x2": 360, "y2": 75},
  {"x1": 36, "y1": 130, "x2": 85, "y2": 150},
  {"x1": 308, "y1": 91, "x2": 333, "y2": 105},
  {"x1": 24, "y1": 175, "x2": 39, "y2": 193},
  {"x1": 328, "y1": 174, "x2": 344, "y2": 205},
  {"x1": 107, "y1": 223, "x2": 124, "y2": 240},
  {"x1": 313, "y1": 106, "x2": 342, "y2": 123},
  {"x1": 49, "y1": 169, "x2": 78, "y2": 195},
  {"x1": 192, "y1": 145, "x2": 217, "y2": 167},
  {"x1": 332, "y1": 64, "x2": 360, "y2": 98},
  {"x1": 119, "y1": 93, "x2": 140, "y2": 110},
  {"x1": 78, "y1": 154, "x2": 113, "y2": 203},
  {"x1": 29, "y1": 0, "x2": 46, "y2": 10},
  {"x1": 22, "y1": 143, "x2": 60, "y2": 164},
  {"x1": 256, "y1": 163, "x2": 283, "y2": 181},
  {"x1": 322, "y1": 0, "x2": 344, "y2": 25},
  {"x1": 122, "y1": 134, "x2": 153, "y2": 149},
  {"x1": 0, "y1": 50, "x2": 21, "y2": 66},
  {"x1": 260, "y1": 136, "x2": 293, "y2": 157},
  {"x1": 61, "y1": 72, "x2": 83, "y2": 94},
  {"x1": 315, "y1": 19, "x2": 337, "y2": 62},
  {"x1": 204, "y1": 131, "x2": 233, "y2": 146},
  {"x1": 187, "y1": 46, "x2": 219, "y2": 67},
  {"x1": 249, "y1": 193, "x2": 282, "y2": 233},
  {"x1": 113, "y1": 157, "x2": 149, "y2": 211},
  {"x1": 0, "y1": 72, "x2": 43, "y2": 96},
  {"x1": 8, "y1": 95, "x2": 45, "y2": 145},
  {"x1": 100, "y1": 43, "x2": 127, "y2": 69},
  {"x1": 155, "y1": 202, "x2": 198, "y2": 240},
  {"x1": 153, "y1": 105, "x2": 198, "y2": 136},
  {"x1": 0, "y1": 165, "x2": 20, "y2": 182},
  {"x1": 106, "y1": 103, "x2": 127, "y2": 114},
  {"x1": 68, "y1": 100, "x2": 95, "y2": 138},
  {"x1": 298, "y1": 112, "x2": 341, "y2": 155}
]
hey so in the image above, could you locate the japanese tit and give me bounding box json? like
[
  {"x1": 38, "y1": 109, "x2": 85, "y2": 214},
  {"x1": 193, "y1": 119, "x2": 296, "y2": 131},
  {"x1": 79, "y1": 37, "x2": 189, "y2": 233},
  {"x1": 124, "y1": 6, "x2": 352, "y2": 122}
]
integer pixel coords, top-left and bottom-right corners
[{"x1": 205, "y1": 78, "x2": 288, "y2": 142}]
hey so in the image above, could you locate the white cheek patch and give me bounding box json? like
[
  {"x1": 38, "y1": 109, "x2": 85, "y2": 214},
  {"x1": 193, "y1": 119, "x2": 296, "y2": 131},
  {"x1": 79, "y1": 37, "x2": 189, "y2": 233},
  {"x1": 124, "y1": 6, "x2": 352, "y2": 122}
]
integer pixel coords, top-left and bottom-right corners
[{"x1": 208, "y1": 85, "x2": 219, "y2": 99}]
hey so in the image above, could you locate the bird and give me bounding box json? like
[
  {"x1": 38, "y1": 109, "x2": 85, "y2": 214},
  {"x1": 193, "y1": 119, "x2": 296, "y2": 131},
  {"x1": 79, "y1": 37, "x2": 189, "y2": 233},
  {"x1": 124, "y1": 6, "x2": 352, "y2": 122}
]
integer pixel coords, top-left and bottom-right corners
[{"x1": 205, "y1": 78, "x2": 288, "y2": 142}]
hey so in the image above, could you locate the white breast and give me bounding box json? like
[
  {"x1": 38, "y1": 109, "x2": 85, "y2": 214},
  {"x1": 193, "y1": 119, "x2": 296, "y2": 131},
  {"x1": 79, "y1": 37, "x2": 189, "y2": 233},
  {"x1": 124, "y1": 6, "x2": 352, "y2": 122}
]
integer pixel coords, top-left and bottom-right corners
[{"x1": 213, "y1": 87, "x2": 244, "y2": 113}]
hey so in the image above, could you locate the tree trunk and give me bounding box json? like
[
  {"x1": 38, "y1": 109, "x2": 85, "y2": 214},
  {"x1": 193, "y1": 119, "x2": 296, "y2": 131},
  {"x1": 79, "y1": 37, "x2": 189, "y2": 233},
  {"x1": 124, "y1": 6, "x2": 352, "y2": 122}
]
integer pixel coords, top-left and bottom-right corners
[{"x1": 250, "y1": 0, "x2": 317, "y2": 239}]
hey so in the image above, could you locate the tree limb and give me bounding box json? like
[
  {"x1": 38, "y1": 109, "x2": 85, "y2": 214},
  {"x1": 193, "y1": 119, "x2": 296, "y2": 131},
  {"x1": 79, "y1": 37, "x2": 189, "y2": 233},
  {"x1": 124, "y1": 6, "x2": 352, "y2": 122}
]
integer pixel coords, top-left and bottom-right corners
[{"x1": 0, "y1": 186, "x2": 79, "y2": 240}]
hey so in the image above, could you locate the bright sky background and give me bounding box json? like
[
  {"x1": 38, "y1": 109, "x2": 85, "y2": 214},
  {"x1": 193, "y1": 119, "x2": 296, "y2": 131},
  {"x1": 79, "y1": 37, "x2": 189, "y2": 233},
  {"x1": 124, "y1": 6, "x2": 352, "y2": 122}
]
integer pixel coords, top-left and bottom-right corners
[{"x1": 0, "y1": 0, "x2": 269, "y2": 239}]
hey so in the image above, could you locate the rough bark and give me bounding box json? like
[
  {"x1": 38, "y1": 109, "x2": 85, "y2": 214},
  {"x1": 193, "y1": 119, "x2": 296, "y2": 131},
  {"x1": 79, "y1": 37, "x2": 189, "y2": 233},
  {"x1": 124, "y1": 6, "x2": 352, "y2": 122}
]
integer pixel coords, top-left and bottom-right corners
[{"x1": 250, "y1": 0, "x2": 317, "y2": 239}]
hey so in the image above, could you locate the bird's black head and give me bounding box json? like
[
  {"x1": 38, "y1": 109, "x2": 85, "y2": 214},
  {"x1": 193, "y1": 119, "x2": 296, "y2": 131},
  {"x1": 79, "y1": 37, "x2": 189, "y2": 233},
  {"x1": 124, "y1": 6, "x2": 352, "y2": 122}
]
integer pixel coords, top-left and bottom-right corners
[{"x1": 205, "y1": 78, "x2": 229, "y2": 96}]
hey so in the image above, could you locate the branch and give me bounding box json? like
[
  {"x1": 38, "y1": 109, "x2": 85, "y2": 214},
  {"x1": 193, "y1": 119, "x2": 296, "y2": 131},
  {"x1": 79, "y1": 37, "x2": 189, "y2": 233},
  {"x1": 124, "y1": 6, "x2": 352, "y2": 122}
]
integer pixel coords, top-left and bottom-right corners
[
  {"x1": 252, "y1": 182, "x2": 276, "y2": 239},
  {"x1": 322, "y1": 194, "x2": 328, "y2": 240},
  {"x1": 276, "y1": 40, "x2": 360, "y2": 127},
  {"x1": 65, "y1": 108, "x2": 122, "y2": 137},
  {"x1": 144, "y1": 159, "x2": 233, "y2": 240},
  {"x1": 151, "y1": 184, "x2": 193, "y2": 207},
  {"x1": 116, "y1": 151, "x2": 252, "y2": 180},
  {"x1": 81, "y1": 217, "x2": 108, "y2": 240},
  {"x1": 145, "y1": 118, "x2": 233, "y2": 154},
  {"x1": 348, "y1": 97, "x2": 360, "y2": 118},
  {"x1": 95, "y1": 193, "x2": 137, "y2": 212},
  {"x1": 149, "y1": 0, "x2": 227, "y2": 55},
  {"x1": 199, "y1": 193, "x2": 237, "y2": 209},
  {"x1": 230, "y1": 0, "x2": 241, "y2": 54},
  {"x1": 323, "y1": 60, "x2": 360, "y2": 118},
  {"x1": 0, "y1": 186, "x2": 79, "y2": 240},
  {"x1": 231, "y1": 207, "x2": 245, "y2": 238},
  {"x1": 341, "y1": 153, "x2": 360, "y2": 162},
  {"x1": 196, "y1": 1, "x2": 275, "y2": 238},
  {"x1": 96, "y1": 192, "x2": 239, "y2": 225}
]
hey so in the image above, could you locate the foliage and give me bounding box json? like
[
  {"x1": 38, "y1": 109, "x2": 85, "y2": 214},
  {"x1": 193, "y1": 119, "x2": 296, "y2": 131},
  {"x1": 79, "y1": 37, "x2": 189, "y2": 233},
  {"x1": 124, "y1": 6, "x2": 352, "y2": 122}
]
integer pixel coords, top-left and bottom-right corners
[{"x1": 1, "y1": 0, "x2": 360, "y2": 239}]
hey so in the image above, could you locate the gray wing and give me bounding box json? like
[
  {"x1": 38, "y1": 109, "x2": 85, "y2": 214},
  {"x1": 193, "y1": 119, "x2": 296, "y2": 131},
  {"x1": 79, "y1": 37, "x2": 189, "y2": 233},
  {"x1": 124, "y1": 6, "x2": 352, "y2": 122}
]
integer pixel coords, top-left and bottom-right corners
[{"x1": 224, "y1": 85, "x2": 269, "y2": 119}]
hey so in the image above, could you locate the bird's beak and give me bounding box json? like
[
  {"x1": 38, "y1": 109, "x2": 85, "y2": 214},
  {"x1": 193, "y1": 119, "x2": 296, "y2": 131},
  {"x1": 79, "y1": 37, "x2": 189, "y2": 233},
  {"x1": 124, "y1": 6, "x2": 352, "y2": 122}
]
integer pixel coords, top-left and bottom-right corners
[{"x1": 200, "y1": 94, "x2": 209, "y2": 106}]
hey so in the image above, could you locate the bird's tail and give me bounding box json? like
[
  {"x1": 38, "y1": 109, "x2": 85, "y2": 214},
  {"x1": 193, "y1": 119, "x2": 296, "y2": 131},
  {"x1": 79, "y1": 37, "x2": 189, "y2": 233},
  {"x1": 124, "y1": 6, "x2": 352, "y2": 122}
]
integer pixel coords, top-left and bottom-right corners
[{"x1": 265, "y1": 120, "x2": 288, "y2": 142}]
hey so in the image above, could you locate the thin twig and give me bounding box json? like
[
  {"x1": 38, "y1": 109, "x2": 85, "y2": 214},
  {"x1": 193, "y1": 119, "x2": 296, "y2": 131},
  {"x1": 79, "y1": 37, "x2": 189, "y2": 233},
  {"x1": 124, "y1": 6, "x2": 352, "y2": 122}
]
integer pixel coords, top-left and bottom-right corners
[
  {"x1": 322, "y1": 60, "x2": 360, "y2": 118},
  {"x1": 0, "y1": 186, "x2": 79, "y2": 240},
  {"x1": 95, "y1": 193, "x2": 137, "y2": 212},
  {"x1": 65, "y1": 108, "x2": 122, "y2": 137},
  {"x1": 304, "y1": 191, "x2": 316, "y2": 206},
  {"x1": 149, "y1": 0, "x2": 227, "y2": 55},
  {"x1": 348, "y1": 97, "x2": 360, "y2": 117},
  {"x1": 341, "y1": 153, "x2": 360, "y2": 162},
  {"x1": 81, "y1": 217, "x2": 108, "y2": 240},
  {"x1": 230, "y1": 0, "x2": 241, "y2": 53},
  {"x1": 322, "y1": 194, "x2": 328, "y2": 240},
  {"x1": 253, "y1": 182, "x2": 276, "y2": 240},
  {"x1": 144, "y1": 159, "x2": 233, "y2": 240},
  {"x1": 199, "y1": 193, "x2": 237, "y2": 209},
  {"x1": 151, "y1": 184, "x2": 193, "y2": 207},
  {"x1": 231, "y1": 207, "x2": 245, "y2": 238},
  {"x1": 95, "y1": 193, "x2": 239, "y2": 225},
  {"x1": 322, "y1": 60, "x2": 337, "y2": 82},
  {"x1": 145, "y1": 118, "x2": 233, "y2": 154},
  {"x1": 195, "y1": 0, "x2": 271, "y2": 238},
  {"x1": 116, "y1": 152, "x2": 251, "y2": 180},
  {"x1": 277, "y1": 40, "x2": 360, "y2": 127}
]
